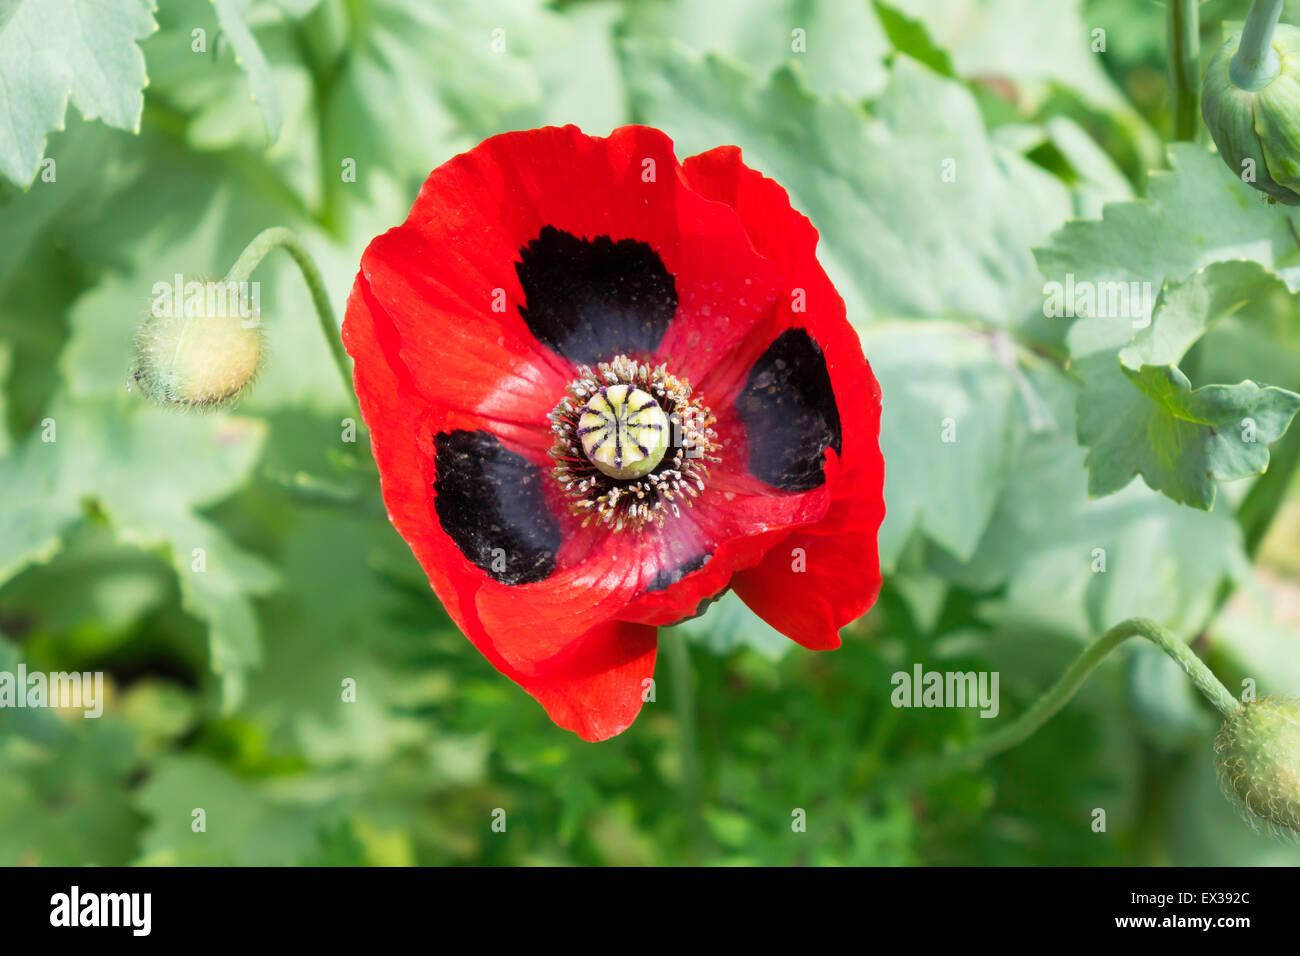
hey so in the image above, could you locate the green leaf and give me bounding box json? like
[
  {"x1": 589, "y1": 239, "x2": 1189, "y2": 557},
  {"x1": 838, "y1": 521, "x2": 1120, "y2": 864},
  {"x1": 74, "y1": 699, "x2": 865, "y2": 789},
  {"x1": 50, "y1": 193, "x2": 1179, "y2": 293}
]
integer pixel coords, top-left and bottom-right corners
[
  {"x1": 891, "y1": 0, "x2": 1129, "y2": 113},
  {"x1": 1037, "y1": 144, "x2": 1300, "y2": 331},
  {"x1": 0, "y1": 635, "x2": 70, "y2": 745},
  {"x1": 313, "y1": 0, "x2": 565, "y2": 230},
  {"x1": 863, "y1": 321, "x2": 1033, "y2": 568},
  {"x1": 1072, "y1": 260, "x2": 1300, "y2": 509},
  {"x1": 120, "y1": 679, "x2": 201, "y2": 753},
  {"x1": 0, "y1": 0, "x2": 158, "y2": 186},
  {"x1": 0, "y1": 712, "x2": 144, "y2": 865},
  {"x1": 1082, "y1": 0, "x2": 1165, "y2": 66},
  {"x1": 53, "y1": 128, "x2": 353, "y2": 415},
  {"x1": 619, "y1": 0, "x2": 891, "y2": 100},
  {"x1": 0, "y1": 395, "x2": 277, "y2": 706},
  {"x1": 941, "y1": 363, "x2": 1248, "y2": 640},
  {"x1": 209, "y1": 0, "x2": 283, "y2": 143},
  {"x1": 533, "y1": 0, "x2": 625, "y2": 134},
  {"x1": 1211, "y1": 593, "x2": 1300, "y2": 698},
  {"x1": 143, "y1": 0, "x2": 569, "y2": 227},
  {"x1": 244, "y1": 508, "x2": 464, "y2": 766},
  {"x1": 0, "y1": 525, "x2": 172, "y2": 660},
  {"x1": 622, "y1": 43, "x2": 1072, "y2": 329},
  {"x1": 133, "y1": 755, "x2": 331, "y2": 865},
  {"x1": 871, "y1": 1, "x2": 955, "y2": 77},
  {"x1": 994, "y1": 116, "x2": 1134, "y2": 219},
  {"x1": 142, "y1": 0, "x2": 314, "y2": 199}
]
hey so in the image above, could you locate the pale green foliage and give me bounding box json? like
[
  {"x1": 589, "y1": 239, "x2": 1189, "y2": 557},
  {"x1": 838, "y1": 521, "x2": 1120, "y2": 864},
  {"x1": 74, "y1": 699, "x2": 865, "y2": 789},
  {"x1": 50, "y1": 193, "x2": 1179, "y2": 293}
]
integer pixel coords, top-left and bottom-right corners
[
  {"x1": 2, "y1": 0, "x2": 1300, "y2": 868},
  {"x1": 0, "y1": 0, "x2": 157, "y2": 186},
  {"x1": 1072, "y1": 261, "x2": 1300, "y2": 508},
  {"x1": 209, "y1": 0, "x2": 283, "y2": 143}
]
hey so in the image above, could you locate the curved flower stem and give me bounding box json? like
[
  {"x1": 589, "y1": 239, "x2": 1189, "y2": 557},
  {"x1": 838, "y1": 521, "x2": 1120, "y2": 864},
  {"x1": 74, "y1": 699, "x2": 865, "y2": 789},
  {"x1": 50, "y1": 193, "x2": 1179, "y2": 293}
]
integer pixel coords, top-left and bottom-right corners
[
  {"x1": 224, "y1": 227, "x2": 359, "y2": 419},
  {"x1": 1231, "y1": 0, "x2": 1285, "y2": 91},
  {"x1": 1167, "y1": 0, "x2": 1201, "y2": 139},
  {"x1": 882, "y1": 618, "x2": 1239, "y2": 789}
]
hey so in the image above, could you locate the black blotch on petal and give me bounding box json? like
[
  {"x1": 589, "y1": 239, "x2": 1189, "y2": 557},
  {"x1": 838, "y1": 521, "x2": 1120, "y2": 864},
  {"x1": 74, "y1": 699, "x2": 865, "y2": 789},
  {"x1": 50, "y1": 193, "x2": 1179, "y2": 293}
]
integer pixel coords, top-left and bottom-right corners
[
  {"x1": 737, "y1": 328, "x2": 843, "y2": 492},
  {"x1": 646, "y1": 553, "x2": 712, "y2": 592},
  {"x1": 434, "y1": 430, "x2": 559, "y2": 585},
  {"x1": 516, "y1": 225, "x2": 677, "y2": 365}
]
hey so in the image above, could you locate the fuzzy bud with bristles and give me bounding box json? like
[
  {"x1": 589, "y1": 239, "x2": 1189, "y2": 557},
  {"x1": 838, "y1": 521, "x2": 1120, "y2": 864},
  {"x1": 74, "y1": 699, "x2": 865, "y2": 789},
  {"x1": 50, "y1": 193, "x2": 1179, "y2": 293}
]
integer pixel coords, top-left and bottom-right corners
[
  {"x1": 1215, "y1": 696, "x2": 1300, "y2": 838},
  {"x1": 131, "y1": 279, "x2": 265, "y2": 410}
]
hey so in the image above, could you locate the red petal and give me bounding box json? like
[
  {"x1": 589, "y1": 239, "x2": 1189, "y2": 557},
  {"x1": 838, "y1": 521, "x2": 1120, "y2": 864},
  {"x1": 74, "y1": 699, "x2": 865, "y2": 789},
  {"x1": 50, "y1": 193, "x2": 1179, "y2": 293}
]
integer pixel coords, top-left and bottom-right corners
[
  {"x1": 682, "y1": 146, "x2": 885, "y2": 648},
  {"x1": 360, "y1": 227, "x2": 570, "y2": 437},
  {"x1": 513, "y1": 619, "x2": 658, "y2": 742},
  {"x1": 731, "y1": 453, "x2": 882, "y2": 650},
  {"x1": 476, "y1": 448, "x2": 834, "y2": 661},
  {"x1": 346, "y1": 271, "x2": 656, "y2": 740},
  {"x1": 386, "y1": 125, "x2": 785, "y2": 378},
  {"x1": 346, "y1": 129, "x2": 883, "y2": 739},
  {"x1": 343, "y1": 273, "x2": 505, "y2": 634},
  {"x1": 350, "y1": 125, "x2": 824, "y2": 674}
]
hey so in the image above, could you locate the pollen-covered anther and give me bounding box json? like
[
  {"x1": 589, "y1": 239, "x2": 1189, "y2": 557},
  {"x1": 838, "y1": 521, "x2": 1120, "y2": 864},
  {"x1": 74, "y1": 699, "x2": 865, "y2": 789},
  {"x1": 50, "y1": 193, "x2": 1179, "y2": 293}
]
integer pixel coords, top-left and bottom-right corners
[{"x1": 549, "y1": 355, "x2": 720, "y2": 531}]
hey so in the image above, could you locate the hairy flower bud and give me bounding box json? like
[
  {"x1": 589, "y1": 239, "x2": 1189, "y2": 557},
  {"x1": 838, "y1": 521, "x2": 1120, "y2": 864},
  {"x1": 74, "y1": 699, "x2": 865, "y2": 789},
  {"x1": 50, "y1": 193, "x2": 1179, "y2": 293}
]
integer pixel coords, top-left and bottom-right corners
[
  {"x1": 1215, "y1": 697, "x2": 1300, "y2": 837},
  {"x1": 132, "y1": 279, "x2": 264, "y2": 409},
  {"x1": 1202, "y1": 24, "x2": 1300, "y2": 204}
]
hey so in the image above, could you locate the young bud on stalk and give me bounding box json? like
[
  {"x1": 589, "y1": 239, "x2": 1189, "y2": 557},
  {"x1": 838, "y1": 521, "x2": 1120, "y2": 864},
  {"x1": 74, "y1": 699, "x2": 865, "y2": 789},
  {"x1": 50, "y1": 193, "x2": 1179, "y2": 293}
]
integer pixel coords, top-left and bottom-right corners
[
  {"x1": 1202, "y1": 11, "x2": 1300, "y2": 204},
  {"x1": 131, "y1": 279, "x2": 264, "y2": 410},
  {"x1": 1215, "y1": 697, "x2": 1300, "y2": 838}
]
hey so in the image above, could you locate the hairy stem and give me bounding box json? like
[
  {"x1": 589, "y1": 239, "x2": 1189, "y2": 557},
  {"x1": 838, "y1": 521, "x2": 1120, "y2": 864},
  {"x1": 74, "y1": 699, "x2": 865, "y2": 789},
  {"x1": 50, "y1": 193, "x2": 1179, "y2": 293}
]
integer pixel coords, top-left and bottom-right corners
[
  {"x1": 884, "y1": 618, "x2": 1238, "y2": 789},
  {"x1": 1168, "y1": 0, "x2": 1201, "y2": 140},
  {"x1": 224, "y1": 227, "x2": 358, "y2": 418},
  {"x1": 1232, "y1": 0, "x2": 1286, "y2": 91}
]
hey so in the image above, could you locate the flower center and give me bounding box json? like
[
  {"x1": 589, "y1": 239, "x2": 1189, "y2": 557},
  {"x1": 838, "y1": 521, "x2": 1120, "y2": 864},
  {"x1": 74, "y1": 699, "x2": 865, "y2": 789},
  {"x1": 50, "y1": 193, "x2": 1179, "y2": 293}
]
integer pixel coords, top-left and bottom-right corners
[
  {"x1": 578, "y1": 385, "x2": 670, "y2": 480},
  {"x1": 549, "y1": 355, "x2": 720, "y2": 532}
]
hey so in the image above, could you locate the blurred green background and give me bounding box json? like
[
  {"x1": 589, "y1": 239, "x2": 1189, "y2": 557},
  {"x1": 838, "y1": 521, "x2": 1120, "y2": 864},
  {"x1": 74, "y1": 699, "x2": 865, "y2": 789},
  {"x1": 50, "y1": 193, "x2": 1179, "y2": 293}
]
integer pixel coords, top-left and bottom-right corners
[{"x1": 3, "y1": 0, "x2": 1300, "y2": 865}]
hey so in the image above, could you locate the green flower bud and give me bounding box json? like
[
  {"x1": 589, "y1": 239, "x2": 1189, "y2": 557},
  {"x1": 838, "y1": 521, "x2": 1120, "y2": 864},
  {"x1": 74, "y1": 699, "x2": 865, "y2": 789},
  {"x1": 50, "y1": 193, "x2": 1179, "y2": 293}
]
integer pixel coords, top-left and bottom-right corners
[
  {"x1": 1202, "y1": 23, "x2": 1300, "y2": 204},
  {"x1": 1215, "y1": 696, "x2": 1300, "y2": 838},
  {"x1": 131, "y1": 279, "x2": 265, "y2": 410}
]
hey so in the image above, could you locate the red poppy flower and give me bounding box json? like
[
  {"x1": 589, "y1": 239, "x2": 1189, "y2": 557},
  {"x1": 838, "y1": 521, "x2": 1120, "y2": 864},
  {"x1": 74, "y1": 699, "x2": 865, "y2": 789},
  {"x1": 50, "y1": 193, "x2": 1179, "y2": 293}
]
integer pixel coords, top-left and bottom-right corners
[{"x1": 343, "y1": 125, "x2": 884, "y2": 741}]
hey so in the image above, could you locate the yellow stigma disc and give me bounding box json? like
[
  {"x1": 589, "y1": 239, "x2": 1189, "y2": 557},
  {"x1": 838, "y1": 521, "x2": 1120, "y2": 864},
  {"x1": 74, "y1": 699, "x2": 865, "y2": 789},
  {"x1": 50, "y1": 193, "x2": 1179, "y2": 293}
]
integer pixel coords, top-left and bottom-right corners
[{"x1": 578, "y1": 384, "x2": 671, "y2": 480}]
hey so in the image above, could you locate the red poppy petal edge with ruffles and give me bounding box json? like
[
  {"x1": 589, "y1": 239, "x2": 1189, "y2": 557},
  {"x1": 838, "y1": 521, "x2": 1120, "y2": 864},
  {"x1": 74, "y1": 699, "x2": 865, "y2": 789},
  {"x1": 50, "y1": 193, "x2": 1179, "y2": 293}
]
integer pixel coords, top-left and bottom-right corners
[{"x1": 344, "y1": 125, "x2": 884, "y2": 740}]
